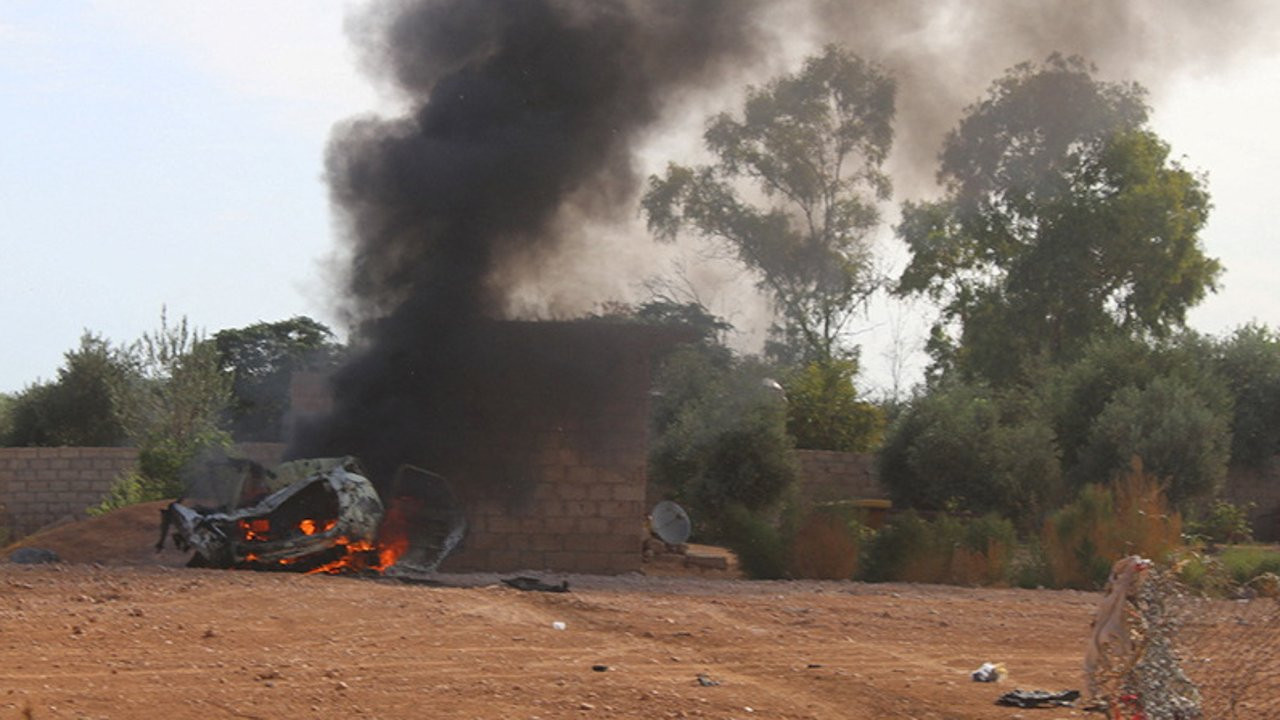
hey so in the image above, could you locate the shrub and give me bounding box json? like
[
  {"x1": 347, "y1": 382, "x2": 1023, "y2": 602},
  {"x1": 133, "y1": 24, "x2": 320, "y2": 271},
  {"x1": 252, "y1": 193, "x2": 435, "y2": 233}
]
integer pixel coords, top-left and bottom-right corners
[
  {"x1": 787, "y1": 505, "x2": 869, "y2": 580},
  {"x1": 782, "y1": 358, "x2": 884, "y2": 452},
  {"x1": 1044, "y1": 459, "x2": 1183, "y2": 589},
  {"x1": 87, "y1": 472, "x2": 153, "y2": 517},
  {"x1": 861, "y1": 511, "x2": 1015, "y2": 585},
  {"x1": 1186, "y1": 499, "x2": 1255, "y2": 545},
  {"x1": 878, "y1": 380, "x2": 1060, "y2": 528},
  {"x1": 1219, "y1": 545, "x2": 1280, "y2": 586},
  {"x1": 720, "y1": 504, "x2": 788, "y2": 579},
  {"x1": 649, "y1": 348, "x2": 798, "y2": 532},
  {"x1": 1072, "y1": 375, "x2": 1230, "y2": 509}
]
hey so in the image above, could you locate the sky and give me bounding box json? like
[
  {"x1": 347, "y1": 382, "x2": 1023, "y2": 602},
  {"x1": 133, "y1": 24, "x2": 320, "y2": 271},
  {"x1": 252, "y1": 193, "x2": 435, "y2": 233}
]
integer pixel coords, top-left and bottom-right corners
[{"x1": 2, "y1": 1, "x2": 1278, "y2": 396}]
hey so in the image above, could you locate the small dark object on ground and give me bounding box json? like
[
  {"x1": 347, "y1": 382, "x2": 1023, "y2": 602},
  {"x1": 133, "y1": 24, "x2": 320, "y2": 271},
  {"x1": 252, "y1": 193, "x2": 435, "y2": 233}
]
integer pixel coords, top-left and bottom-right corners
[
  {"x1": 502, "y1": 576, "x2": 570, "y2": 593},
  {"x1": 592, "y1": 665, "x2": 609, "y2": 672},
  {"x1": 995, "y1": 689, "x2": 1080, "y2": 708},
  {"x1": 696, "y1": 673, "x2": 720, "y2": 687},
  {"x1": 9, "y1": 547, "x2": 60, "y2": 564}
]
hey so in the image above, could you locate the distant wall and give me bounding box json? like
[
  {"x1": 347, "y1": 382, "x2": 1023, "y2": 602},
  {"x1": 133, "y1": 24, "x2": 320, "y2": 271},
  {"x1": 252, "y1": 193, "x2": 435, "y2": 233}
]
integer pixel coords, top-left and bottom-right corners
[
  {"x1": 794, "y1": 450, "x2": 885, "y2": 505},
  {"x1": 1224, "y1": 464, "x2": 1280, "y2": 542},
  {"x1": 0, "y1": 447, "x2": 138, "y2": 537},
  {"x1": 0, "y1": 444, "x2": 287, "y2": 540}
]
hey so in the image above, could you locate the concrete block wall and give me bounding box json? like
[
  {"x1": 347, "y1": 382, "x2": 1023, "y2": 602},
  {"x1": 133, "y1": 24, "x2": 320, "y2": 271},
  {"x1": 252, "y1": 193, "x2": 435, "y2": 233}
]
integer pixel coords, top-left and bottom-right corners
[
  {"x1": 0, "y1": 444, "x2": 288, "y2": 540},
  {"x1": 430, "y1": 323, "x2": 666, "y2": 575},
  {"x1": 444, "y1": 428, "x2": 649, "y2": 574},
  {"x1": 0, "y1": 447, "x2": 139, "y2": 537},
  {"x1": 794, "y1": 450, "x2": 885, "y2": 505}
]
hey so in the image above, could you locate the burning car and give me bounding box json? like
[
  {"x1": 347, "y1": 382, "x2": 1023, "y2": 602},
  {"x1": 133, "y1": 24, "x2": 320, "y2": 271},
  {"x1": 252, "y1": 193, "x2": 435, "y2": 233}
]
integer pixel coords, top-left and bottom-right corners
[{"x1": 157, "y1": 456, "x2": 465, "y2": 575}]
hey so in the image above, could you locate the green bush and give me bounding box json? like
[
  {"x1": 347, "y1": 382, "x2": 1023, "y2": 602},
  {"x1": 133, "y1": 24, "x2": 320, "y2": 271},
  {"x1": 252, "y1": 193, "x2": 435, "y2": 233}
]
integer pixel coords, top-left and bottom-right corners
[
  {"x1": 782, "y1": 358, "x2": 884, "y2": 452},
  {"x1": 1072, "y1": 375, "x2": 1230, "y2": 508},
  {"x1": 877, "y1": 380, "x2": 1060, "y2": 528},
  {"x1": 861, "y1": 511, "x2": 1015, "y2": 585},
  {"x1": 649, "y1": 348, "x2": 798, "y2": 532},
  {"x1": 87, "y1": 472, "x2": 154, "y2": 517},
  {"x1": 720, "y1": 504, "x2": 788, "y2": 580},
  {"x1": 1219, "y1": 545, "x2": 1280, "y2": 586},
  {"x1": 1186, "y1": 499, "x2": 1255, "y2": 545}
]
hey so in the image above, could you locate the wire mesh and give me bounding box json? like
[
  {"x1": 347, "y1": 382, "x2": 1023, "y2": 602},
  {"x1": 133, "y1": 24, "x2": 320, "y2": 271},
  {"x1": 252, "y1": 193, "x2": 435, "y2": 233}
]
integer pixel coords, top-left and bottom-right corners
[{"x1": 1087, "y1": 562, "x2": 1280, "y2": 719}]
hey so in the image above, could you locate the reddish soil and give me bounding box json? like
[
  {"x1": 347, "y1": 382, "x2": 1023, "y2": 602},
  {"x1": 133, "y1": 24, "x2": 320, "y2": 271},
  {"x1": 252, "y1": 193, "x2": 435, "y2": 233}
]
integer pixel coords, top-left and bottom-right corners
[{"x1": 16, "y1": 508, "x2": 1276, "y2": 719}]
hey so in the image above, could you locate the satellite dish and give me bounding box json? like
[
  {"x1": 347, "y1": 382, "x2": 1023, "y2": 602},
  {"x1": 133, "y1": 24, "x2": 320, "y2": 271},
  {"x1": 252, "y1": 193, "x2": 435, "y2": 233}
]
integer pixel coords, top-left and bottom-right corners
[{"x1": 650, "y1": 500, "x2": 691, "y2": 545}]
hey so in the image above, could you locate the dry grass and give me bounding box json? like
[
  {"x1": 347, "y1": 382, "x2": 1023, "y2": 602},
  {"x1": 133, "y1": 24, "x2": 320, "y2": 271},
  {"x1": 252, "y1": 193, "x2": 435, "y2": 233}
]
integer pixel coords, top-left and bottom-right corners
[
  {"x1": 788, "y1": 512, "x2": 859, "y2": 580},
  {"x1": 1046, "y1": 458, "x2": 1183, "y2": 589}
]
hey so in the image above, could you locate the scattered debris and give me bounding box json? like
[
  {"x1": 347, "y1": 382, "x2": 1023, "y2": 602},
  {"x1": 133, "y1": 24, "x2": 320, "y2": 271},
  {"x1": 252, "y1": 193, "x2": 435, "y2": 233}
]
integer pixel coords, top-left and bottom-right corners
[
  {"x1": 696, "y1": 673, "x2": 720, "y2": 687},
  {"x1": 502, "y1": 576, "x2": 570, "y2": 593},
  {"x1": 994, "y1": 689, "x2": 1080, "y2": 708},
  {"x1": 552, "y1": 621, "x2": 567, "y2": 631},
  {"x1": 971, "y1": 661, "x2": 1007, "y2": 682},
  {"x1": 9, "y1": 547, "x2": 61, "y2": 564}
]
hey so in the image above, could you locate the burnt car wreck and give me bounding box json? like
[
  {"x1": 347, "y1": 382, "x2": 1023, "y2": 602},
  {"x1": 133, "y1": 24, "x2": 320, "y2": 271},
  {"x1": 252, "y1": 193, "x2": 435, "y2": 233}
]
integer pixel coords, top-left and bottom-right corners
[{"x1": 157, "y1": 456, "x2": 466, "y2": 575}]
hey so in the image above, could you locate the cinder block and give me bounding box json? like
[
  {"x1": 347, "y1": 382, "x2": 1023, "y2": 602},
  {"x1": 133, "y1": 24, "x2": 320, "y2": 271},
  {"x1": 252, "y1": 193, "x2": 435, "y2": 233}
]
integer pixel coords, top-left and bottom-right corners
[
  {"x1": 556, "y1": 483, "x2": 589, "y2": 501},
  {"x1": 514, "y1": 550, "x2": 547, "y2": 571},
  {"x1": 570, "y1": 552, "x2": 614, "y2": 574},
  {"x1": 610, "y1": 484, "x2": 645, "y2": 503},
  {"x1": 576, "y1": 517, "x2": 610, "y2": 535},
  {"x1": 526, "y1": 534, "x2": 563, "y2": 552},
  {"x1": 543, "y1": 551, "x2": 577, "y2": 569},
  {"x1": 485, "y1": 515, "x2": 521, "y2": 534}
]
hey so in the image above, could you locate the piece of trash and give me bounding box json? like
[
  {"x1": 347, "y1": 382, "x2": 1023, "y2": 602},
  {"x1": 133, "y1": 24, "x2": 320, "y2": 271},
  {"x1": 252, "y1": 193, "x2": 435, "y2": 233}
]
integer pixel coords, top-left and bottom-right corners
[
  {"x1": 696, "y1": 673, "x2": 720, "y2": 687},
  {"x1": 591, "y1": 665, "x2": 609, "y2": 672},
  {"x1": 503, "y1": 576, "x2": 570, "y2": 593},
  {"x1": 552, "y1": 621, "x2": 567, "y2": 631},
  {"x1": 9, "y1": 547, "x2": 61, "y2": 564},
  {"x1": 995, "y1": 689, "x2": 1080, "y2": 708},
  {"x1": 971, "y1": 661, "x2": 1007, "y2": 682}
]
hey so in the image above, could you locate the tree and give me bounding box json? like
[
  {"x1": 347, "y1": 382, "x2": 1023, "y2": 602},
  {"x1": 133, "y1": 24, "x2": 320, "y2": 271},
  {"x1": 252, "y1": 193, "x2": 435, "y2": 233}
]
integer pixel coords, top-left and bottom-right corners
[
  {"x1": 649, "y1": 347, "x2": 797, "y2": 535},
  {"x1": 0, "y1": 392, "x2": 12, "y2": 443},
  {"x1": 1212, "y1": 324, "x2": 1280, "y2": 469},
  {"x1": 782, "y1": 357, "x2": 883, "y2": 451},
  {"x1": 3, "y1": 333, "x2": 130, "y2": 447},
  {"x1": 213, "y1": 316, "x2": 342, "y2": 441},
  {"x1": 897, "y1": 54, "x2": 1220, "y2": 383},
  {"x1": 643, "y1": 44, "x2": 895, "y2": 366},
  {"x1": 113, "y1": 311, "x2": 233, "y2": 498}
]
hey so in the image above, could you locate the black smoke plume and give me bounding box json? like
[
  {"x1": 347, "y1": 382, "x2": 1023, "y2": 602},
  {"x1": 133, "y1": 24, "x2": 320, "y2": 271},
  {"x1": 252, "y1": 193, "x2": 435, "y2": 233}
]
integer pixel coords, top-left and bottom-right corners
[{"x1": 291, "y1": 0, "x2": 764, "y2": 481}]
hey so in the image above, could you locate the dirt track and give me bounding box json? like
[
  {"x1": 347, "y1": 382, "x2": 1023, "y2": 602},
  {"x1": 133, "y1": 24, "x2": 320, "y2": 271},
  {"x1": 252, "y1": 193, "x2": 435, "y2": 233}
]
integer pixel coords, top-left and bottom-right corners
[
  {"x1": 8, "y1": 505, "x2": 1280, "y2": 719},
  {"x1": 0, "y1": 557, "x2": 1106, "y2": 720}
]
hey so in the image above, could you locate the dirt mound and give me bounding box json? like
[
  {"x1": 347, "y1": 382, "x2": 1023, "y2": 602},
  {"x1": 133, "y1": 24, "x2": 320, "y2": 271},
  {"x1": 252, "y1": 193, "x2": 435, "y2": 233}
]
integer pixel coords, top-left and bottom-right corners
[{"x1": 3, "y1": 500, "x2": 186, "y2": 566}]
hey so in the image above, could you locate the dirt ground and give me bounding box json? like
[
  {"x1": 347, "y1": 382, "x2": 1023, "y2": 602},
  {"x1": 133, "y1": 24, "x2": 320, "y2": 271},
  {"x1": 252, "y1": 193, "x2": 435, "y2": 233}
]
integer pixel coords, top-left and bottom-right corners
[{"x1": 0, "y1": 508, "x2": 1268, "y2": 719}]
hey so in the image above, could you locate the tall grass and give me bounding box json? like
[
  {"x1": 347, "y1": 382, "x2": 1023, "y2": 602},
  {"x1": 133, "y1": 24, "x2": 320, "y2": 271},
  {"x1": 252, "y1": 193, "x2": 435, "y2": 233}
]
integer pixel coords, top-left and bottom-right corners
[
  {"x1": 862, "y1": 511, "x2": 1015, "y2": 585},
  {"x1": 787, "y1": 505, "x2": 870, "y2": 580},
  {"x1": 1044, "y1": 458, "x2": 1182, "y2": 589}
]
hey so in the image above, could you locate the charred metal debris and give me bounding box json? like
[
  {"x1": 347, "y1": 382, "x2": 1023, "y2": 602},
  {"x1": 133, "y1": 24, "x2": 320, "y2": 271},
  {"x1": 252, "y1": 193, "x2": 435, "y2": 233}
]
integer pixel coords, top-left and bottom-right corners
[{"x1": 156, "y1": 456, "x2": 466, "y2": 576}]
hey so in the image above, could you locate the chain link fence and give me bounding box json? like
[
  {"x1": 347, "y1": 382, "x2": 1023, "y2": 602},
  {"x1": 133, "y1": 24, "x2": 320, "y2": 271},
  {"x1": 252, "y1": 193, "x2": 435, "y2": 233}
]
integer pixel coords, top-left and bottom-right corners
[{"x1": 1088, "y1": 561, "x2": 1280, "y2": 719}]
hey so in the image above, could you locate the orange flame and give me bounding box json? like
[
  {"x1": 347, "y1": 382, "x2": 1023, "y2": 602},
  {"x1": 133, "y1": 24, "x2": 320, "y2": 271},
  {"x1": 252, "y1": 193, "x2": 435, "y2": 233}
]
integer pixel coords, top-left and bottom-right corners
[{"x1": 298, "y1": 518, "x2": 317, "y2": 535}]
